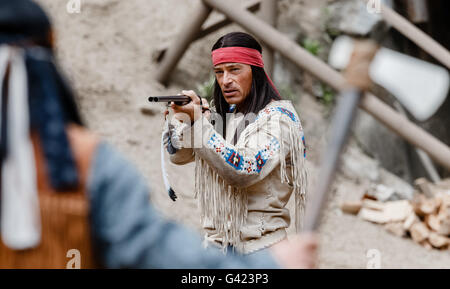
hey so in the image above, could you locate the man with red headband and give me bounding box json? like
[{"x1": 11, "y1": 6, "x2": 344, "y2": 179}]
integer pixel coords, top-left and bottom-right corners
[{"x1": 165, "y1": 32, "x2": 311, "y2": 256}]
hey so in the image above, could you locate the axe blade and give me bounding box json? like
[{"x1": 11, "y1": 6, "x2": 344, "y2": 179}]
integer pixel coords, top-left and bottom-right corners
[{"x1": 329, "y1": 36, "x2": 450, "y2": 121}]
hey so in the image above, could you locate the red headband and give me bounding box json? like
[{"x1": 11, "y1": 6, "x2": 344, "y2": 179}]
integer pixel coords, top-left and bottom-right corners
[
  {"x1": 212, "y1": 47, "x2": 264, "y2": 67},
  {"x1": 211, "y1": 47, "x2": 280, "y2": 96}
]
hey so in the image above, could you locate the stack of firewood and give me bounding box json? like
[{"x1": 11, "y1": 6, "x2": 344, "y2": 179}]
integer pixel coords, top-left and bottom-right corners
[{"x1": 341, "y1": 178, "x2": 450, "y2": 250}]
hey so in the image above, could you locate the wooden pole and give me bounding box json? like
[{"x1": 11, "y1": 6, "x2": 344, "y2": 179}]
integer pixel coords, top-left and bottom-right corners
[
  {"x1": 258, "y1": 0, "x2": 277, "y2": 76},
  {"x1": 155, "y1": 1, "x2": 212, "y2": 85},
  {"x1": 359, "y1": 94, "x2": 450, "y2": 171},
  {"x1": 196, "y1": 0, "x2": 261, "y2": 42},
  {"x1": 379, "y1": 2, "x2": 450, "y2": 68},
  {"x1": 404, "y1": 0, "x2": 429, "y2": 23},
  {"x1": 202, "y1": 0, "x2": 450, "y2": 171},
  {"x1": 155, "y1": 0, "x2": 261, "y2": 63},
  {"x1": 393, "y1": 101, "x2": 441, "y2": 183}
]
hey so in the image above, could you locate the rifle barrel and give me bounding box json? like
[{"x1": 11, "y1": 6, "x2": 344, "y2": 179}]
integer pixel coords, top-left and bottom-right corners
[{"x1": 148, "y1": 96, "x2": 191, "y2": 103}]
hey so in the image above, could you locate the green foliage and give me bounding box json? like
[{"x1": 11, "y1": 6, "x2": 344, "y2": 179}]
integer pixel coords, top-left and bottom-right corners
[
  {"x1": 325, "y1": 26, "x2": 341, "y2": 38},
  {"x1": 301, "y1": 38, "x2": 336, "y2": 106},
  {"x1": 322, "y1": 6, "x2": 341, "y2": 39},
  {"x1": 313, "y1": 82, "x2": 335, "y2": 106},
  {"x1": 302, "y1": 38, "x2": 322, "y2": 56},
  {"x1": 197, "y1": 74, "x2": 216, "y2": 102},
  {"x1": 320, "y1": 84, "x2": 335, "y2": 106}
]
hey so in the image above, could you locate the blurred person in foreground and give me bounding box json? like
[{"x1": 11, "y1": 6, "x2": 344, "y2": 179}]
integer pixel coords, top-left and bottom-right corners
[{"x1": 0, "y1": 0, "x2": 316, "y2": 269}]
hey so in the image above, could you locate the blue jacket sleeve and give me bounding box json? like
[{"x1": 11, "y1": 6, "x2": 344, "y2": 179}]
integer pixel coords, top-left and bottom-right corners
[{"x1": 87, "y1": 142, "x2": 280, "y2": 269}]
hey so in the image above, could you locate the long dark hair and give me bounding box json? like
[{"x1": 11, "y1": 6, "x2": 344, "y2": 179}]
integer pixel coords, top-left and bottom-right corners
[{"x1": 211, "y1": 32, "x2": 280, "y2": 138}]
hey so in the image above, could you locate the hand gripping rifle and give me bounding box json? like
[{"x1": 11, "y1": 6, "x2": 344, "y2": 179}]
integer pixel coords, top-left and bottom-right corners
[{"x1": 149, "y1": 94, "x2": 210, "y2": 201}]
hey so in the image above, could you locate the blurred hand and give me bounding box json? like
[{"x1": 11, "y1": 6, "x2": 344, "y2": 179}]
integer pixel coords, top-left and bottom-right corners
[
  {"x1": 170, "y1": 90, "x2": 209, "y2": 122},
  {"x1": 269, "y1": 233, "x2": 318, "y2": 269}
]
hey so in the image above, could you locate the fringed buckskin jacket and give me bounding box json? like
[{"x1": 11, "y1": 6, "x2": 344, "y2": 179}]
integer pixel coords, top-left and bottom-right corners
[{"x1": 165, "y1": 100, "x2": 307, "y2": 254}]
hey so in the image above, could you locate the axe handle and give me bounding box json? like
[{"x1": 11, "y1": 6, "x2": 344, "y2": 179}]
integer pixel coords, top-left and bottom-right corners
[
  {"x1": 303, "y1": 88, "x2": 362, "y2": 231},
  {"x1": 304, "y1": 40, "x2": 378, "y2": 231}
]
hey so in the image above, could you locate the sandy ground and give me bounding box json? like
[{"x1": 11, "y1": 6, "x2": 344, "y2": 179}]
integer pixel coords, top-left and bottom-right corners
[{"x1": 36, "y1": 0, "x2": 450, "y2": 268}]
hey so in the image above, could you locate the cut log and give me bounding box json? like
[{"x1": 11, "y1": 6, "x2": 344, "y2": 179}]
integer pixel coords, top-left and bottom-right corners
[
  {"x1": 437, "y1": 194, "x2": 450, "y2": 210},
  {"x1": 410, "y1": 222, "x2": 430, "y2": 243},
  {"x1": 362, "y1": 199, "x2": 385, "y2": 211},
  {"x1": 403, "y1": 212, "x2": 420, "y2": 231},
  {"x1": 419, "y1": 198, "x2": 439, "y2": 215},
  {"x1": 385, "y1": 222, "x2": 407, "y2": 237},
  {"x1": 384, "y1": 201, "x2": 414, "y2": 222},
  {"x1": 412, "y1": 194, "x2": 426, "y2": 217},
  {"x1": 358, "y1": 200, "x2": 412, "y2": 224},
  {"x1": 426, "y1": 214, "x2": 442, "y2": 232},
  {"x1": 368, "y1": 184, "x2": 395, "y2": 202},
  {"x1": 358, "y1": 208, "x2": 389, "y2": 224},
  {"x1": 428, "y1": 232, "x2": 449, "y2": 249},
  {"x1": 340, "y1": 201, "x2": 362, "y2": 215},
  {"x1": 437, "y1": 205, "x2": 450, "y2": 235},
  {"x1": 414, "y1": 177, "x2": 434, "y2": 197},
  {"x1": 438, "y1": 201, "x2": 450, "y2": 215},
  {"x1": 419, "y1": 240, "x2": 433, "y2": 250},
  {"x1": 438, "y1": 217, "x2": 450, "y2": 236}
]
